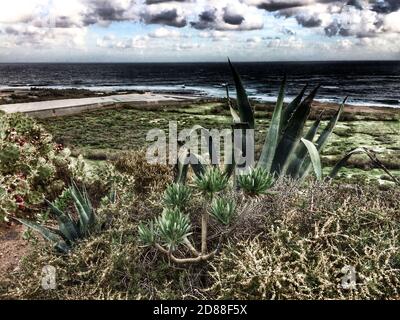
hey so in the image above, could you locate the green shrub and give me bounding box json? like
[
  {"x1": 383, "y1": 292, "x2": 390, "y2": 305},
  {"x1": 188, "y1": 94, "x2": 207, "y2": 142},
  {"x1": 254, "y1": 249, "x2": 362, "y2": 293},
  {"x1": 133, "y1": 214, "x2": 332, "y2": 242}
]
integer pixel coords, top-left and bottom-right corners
[
  {"x1": 0, "y1": 113, "x2": 73, "y2": 222},
  {"x1": 113, "y1": 150, "x2": 173, "y2": 195}
]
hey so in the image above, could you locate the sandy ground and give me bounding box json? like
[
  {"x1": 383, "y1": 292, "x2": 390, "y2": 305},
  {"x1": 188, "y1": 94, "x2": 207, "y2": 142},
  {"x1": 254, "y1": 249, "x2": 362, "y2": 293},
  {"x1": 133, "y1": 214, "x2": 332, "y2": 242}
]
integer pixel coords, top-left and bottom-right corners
[
  {"x1": 0, "y1": 224, "x2": 30, "y2": 283},
  {"x1": 0, "y1": 92, "x2": 199, "y2": 114}
]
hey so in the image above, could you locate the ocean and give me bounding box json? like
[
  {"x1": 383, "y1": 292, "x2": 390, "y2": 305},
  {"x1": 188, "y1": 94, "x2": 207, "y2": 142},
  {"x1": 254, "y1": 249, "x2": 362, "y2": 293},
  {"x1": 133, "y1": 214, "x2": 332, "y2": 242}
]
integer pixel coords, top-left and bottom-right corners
[{"x1": 0, "y1": 61, "x2": 399, "y2": 108}]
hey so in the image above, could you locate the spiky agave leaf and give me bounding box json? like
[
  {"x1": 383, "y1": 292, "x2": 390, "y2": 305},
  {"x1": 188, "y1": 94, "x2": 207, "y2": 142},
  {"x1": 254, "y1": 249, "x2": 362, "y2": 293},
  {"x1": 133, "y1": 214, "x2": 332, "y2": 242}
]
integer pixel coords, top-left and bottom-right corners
[
  {"x1": 298, "y1": 97, "x2": 347, "y2": 179},
  {"x1": 175, "y1": 147, "x2": 190, "y2": 184},
  {"x1": 258, "y1": 76, "x2": 286, "y2": 171},
  {"x1": 281, "y1": 84, "x2": 308, "y2": 129},
  {"x1": 223, "y1": 123, "x2": 251, "y2": 180},
  {"x1": 271, "y1": 86, "x2": 320, "y2": 175},
  {"x1": 14, "y1": 218, "x2": 70, "y2": 253},
  {"x1": 70, "y1": 182, "x2": 94, "y2": 235},
  {"x1": 228, "y1": 59, "x2": 255, "y2": 129},
  {"x1": 329, "y1": 147, "x2": 400, "y2": 185},
  {"x1": 45, "y1": 199, "x2": 80, "y2": 242},
  {"x1": 225, "y1": 84, "x2": 241, "y2": 124},
  {"x1": 285, "y1": 115, "x2": 322, "y2": 178},
  {"x1": 299, "y1": 138, "x2": 322, "y2": 181}
]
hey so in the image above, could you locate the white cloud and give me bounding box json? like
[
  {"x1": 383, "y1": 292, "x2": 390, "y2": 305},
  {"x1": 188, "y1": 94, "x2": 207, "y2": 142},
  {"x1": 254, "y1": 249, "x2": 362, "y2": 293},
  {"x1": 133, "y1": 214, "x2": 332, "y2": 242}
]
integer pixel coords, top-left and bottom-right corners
[
  {"x1": 148, "y1": 27, "x2": 181, "y2": 38},
  {"x1": 0, "y1": 0, "x2": 399, "y2": 60}
]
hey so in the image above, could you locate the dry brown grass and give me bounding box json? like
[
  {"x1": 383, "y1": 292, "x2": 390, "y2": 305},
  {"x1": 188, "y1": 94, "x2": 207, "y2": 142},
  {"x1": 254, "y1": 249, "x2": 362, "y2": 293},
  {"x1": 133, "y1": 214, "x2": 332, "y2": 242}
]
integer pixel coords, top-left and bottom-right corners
[{"x1": 209, "y1": 180, "x2": 400, "y2": 300}]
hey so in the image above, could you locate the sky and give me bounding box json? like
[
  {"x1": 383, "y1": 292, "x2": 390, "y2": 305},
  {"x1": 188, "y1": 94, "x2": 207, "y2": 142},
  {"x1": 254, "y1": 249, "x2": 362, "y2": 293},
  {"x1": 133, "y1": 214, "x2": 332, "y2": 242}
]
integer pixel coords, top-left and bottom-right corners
[{"x1": 0, "y1": 0, "x2": 399, "y2": 62}]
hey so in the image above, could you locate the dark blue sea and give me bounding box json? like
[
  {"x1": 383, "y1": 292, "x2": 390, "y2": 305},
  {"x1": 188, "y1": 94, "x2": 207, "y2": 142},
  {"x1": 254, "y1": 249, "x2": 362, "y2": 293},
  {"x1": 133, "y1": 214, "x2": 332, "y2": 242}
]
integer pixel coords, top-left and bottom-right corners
[{"x1": 0, "y1": 61, "x2": 399, "y2": 107}]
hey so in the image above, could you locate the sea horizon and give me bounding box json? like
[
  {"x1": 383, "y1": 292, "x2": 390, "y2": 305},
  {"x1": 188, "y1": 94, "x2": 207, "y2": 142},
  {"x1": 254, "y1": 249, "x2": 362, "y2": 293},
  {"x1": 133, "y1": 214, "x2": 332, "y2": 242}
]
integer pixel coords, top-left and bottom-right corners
[{"x1": 1, "y1": 61, "x2": 399, "y2": 108}]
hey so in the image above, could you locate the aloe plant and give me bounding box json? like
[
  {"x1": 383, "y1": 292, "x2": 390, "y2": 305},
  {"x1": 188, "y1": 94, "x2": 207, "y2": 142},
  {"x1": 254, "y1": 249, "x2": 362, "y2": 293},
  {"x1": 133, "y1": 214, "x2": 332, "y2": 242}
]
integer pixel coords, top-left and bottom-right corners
[{"x1": 15, "y1": 182, "x2": 96, "y2": 253}]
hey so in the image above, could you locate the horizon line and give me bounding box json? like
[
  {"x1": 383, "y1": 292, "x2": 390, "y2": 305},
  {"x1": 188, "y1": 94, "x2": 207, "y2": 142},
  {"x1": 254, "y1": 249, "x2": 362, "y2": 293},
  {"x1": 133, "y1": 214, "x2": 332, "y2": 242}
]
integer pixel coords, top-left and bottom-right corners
[{"x1": 0, "y1": 59, "x2": 400, "y2": 64}]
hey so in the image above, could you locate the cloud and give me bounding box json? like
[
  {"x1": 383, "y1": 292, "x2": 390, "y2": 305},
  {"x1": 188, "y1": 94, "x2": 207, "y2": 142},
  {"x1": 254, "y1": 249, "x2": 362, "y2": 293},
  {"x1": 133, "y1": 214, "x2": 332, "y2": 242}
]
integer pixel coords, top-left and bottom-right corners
[
  {"x1": 191, "y1": 1, "x2": 264, "y2": 31},
  {"x1": 141, "y1": 7, "x2": 187, "y2": 27},
  {"x1": 223, "y1": 8, "x2": 245, "y2": 25},
  {"x1": 372, "y1": 0, "x2": 400, "y2": 14},
  {"x1": 148, "y1": 27, "x2": 181, "y2": 37},
  {"x1": 295, "y1": 13, "x2": 322, "y2": 27},
  {"x1": 97, "y1": 34, "x2": 149, "y2": 49},
  {"x1": 0, "y1": 0, "x2": 399, "y2": 60}
]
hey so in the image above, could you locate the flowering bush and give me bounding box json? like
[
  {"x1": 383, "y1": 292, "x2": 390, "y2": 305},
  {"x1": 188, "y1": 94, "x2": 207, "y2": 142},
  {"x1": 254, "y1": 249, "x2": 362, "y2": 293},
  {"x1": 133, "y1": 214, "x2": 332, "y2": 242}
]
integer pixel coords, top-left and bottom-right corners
[{"x1": 0, "y1": 113, "x2": 72, "y2": 222}]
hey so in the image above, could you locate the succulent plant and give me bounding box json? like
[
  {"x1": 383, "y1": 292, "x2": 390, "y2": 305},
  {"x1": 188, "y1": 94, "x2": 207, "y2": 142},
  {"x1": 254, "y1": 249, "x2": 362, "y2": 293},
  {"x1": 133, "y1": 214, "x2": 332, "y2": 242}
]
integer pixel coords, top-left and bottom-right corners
[
  {"x1": 139, "y1": 181, "x2": 237, "y2": 264},
  {"x1": 15, "y1": 182, "x2": 96, "y2": 253},
  {"x1": 194, "y1": 167, "x2": 229, "y2": 196},
  {"x1": 156, "y1": 208, "x2": 192, "y2": 251},
  {"x1": 237, "y1": 167, "x2": 274, "y2": 196},
  {"x1": 210, "y1": 197, "x2": 236, "y2": 226},
  {"x1": 173, "y1": 60, "x2": 399, "y2": 186},
  {"x1": 163, "y1": 183, "x2": 191, "y2": 210}
]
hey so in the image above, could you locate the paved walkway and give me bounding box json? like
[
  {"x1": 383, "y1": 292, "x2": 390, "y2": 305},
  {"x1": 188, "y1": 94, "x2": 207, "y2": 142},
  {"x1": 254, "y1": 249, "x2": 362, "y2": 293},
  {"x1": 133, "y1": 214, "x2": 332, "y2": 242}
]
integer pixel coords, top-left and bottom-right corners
[{"x1": 0, "y1": 92, "x2": 198, "y2": 114}]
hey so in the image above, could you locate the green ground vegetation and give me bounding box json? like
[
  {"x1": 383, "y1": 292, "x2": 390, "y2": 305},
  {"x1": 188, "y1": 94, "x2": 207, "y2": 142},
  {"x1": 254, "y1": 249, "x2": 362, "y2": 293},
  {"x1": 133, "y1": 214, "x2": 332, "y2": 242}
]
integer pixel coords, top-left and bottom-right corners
[{"x1": 38, "y1": 101, "x2": 400, "y2": 183}]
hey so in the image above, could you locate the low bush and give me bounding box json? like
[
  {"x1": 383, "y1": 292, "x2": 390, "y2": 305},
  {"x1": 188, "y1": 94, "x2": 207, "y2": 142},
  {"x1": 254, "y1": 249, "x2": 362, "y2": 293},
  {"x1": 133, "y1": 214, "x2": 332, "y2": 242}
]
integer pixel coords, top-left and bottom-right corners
[
  {"x1": 0, "y1": 113, "x2": 73, "y2": 222},
  {"x1": 113, "y1": 150, "x2": 173, "y2": 195}
]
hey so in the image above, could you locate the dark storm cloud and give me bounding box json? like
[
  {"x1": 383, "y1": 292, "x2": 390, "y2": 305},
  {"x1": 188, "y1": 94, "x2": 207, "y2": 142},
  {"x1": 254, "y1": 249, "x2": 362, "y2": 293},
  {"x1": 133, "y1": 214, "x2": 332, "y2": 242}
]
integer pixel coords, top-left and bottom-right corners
[
  {"x1": 295, "y1": 15, "x2": 322, "y2": 27},
  {"x1": 190, "y1": 8, "x2": 217, "y2": 30},
  {"x1": 223, "y1": 8, "x2": 245, "y2": 25},
  {"x1": 346, "y1": 0, "x2": 364, "y2": 9},
  {"x1": 80, "y1": 0, "x2": 136, "y2": 26},
  {"x1": 4, "y1": 27, "x2": 19, "y2": 35},
  {"x1": 143, "y1": 9, "x2": 187, "y2": 27},
  {"x1": 256, "y1": 0, "x2": 309, "y2": 12},
  {"x1": 372, "y1": 0, "x2": 400, "y2": 13}
]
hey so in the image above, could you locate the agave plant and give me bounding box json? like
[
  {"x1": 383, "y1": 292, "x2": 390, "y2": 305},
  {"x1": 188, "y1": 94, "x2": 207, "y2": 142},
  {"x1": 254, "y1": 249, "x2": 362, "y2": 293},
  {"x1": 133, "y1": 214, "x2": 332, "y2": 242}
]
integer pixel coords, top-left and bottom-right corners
[
  {"x1": 237, "y1": 167, "x2": 274, "y2": 196},
  {"x1": 15, "y1": 182, "x2": 96, "y2": 253},
  {"x1": 174, "y1": 59, "x2": 395, "y2": 185}
]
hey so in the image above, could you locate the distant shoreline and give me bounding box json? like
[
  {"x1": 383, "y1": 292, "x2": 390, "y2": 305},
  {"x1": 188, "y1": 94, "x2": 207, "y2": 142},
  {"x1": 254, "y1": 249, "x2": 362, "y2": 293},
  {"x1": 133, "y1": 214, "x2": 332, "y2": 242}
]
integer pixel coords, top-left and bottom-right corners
[{"x1": 1, "y1": 87, "x2": 399, "y2": 111}]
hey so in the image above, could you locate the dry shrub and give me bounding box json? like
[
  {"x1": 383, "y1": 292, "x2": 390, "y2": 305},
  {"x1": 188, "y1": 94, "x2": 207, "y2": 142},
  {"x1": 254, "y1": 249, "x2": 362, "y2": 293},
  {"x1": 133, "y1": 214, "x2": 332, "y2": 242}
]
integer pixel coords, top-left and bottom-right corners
[
  {"x1": 113, "y1": 150, "x2": 173, "y2": 195},
  {"x1": 209, "y1": 180, "x2": 400, "y2": 300}
]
